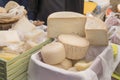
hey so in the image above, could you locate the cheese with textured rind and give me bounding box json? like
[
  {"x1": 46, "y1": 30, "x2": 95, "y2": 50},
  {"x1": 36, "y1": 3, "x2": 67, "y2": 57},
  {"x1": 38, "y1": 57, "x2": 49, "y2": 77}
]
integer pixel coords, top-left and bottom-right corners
[
  {"x1": 85, "y1": 17, "x2": 108, "y2": 46},
  {"x1": 58, "y1": 34, "x2": 89, "y2": 60},
  {"x1": 41, "y1": 42, "x2": 66, "y2": 65},
  {"x1": 47, "y1": 11, "x2": 86, "y2": 38}
]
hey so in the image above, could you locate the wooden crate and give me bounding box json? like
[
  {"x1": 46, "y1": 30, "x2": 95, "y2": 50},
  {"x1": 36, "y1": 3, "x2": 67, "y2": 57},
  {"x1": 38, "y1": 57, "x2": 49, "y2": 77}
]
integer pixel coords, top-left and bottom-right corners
[{"x1": 0, "y1": 38, "x2": 53, "y2": 80}]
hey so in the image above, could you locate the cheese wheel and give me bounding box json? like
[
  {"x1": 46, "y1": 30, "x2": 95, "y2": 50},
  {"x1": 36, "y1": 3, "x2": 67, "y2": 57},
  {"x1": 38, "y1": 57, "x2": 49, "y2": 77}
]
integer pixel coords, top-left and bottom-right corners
[
  {"x1": 47, "y1": 11, "x2": 86, "y2": 38},
  {"x1": 85, "y1": 17, "x2": 108, "y2": 46},
  {"x1": 117, "y1": 4, "x2": 120, "y2": 12},
  {"x1": 53, "y1": 59, "x2": 72, "y2": 70},
  {"x1": 74, "y1": 61, "x2": 92, "y2": 71},
  {"x1": 41, "y1": 42, "x2": 66, "y2": 65},
  {"x1": 58, "y1": 34, "x2": 89, "y2": 60}
]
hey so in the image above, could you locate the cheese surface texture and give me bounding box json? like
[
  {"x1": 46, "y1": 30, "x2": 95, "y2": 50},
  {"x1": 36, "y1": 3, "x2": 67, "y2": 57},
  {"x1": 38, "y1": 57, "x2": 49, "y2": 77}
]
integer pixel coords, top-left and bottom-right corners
[
  {"x1": 12, "y1": 16, "x2": 36, "y2": 34},
  {"x1": 47, "y1": 12, "x2": 86, "y2": 38},
  {"x1": 85, "y1": 17, "x2": 108, "y2": 46},
  {"x1": 0, "y1": 30, "x2": 21, "y2": 45},
  {"x1": 58, "y1": 34, "x2": 89, "y2": 60},
  {"x1": 41, "y1": 42, "x2": 66, "y2": 65}
]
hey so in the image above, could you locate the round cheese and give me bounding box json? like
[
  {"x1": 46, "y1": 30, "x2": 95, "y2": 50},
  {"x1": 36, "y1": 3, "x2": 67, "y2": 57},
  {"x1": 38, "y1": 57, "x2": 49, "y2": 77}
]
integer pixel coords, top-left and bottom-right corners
[
  {"x1": 58, "y1": 34, "x2": 89, "y2": 60},
  {"x1": 41, "y1": 42, "x2": 66, "y2": 65}
]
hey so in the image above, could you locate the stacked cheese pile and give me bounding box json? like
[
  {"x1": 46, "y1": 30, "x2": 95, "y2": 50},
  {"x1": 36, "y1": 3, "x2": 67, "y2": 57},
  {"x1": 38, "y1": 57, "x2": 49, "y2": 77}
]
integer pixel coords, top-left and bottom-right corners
[
  {"x1": 40, "y1": 11, "x2": 108, "y2": 71},
  {"x1": 0, "y1": 8, "x2": 48, "y2": 80}
]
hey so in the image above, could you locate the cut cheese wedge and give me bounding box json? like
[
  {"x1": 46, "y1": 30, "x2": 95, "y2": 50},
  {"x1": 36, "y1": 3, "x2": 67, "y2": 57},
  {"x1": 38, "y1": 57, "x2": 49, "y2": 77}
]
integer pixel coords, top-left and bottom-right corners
[
  {"x1": 0, "y1": 30, "x2": 21, "y2": 46},
  {"x1": 58, "y1": 34, "x2": 89, "y2": 60},
  {"x1": 47, "y1": 11, "x2": 86, "y2": 38},
  {"x1": 85, "y1": 17, "x2": 108, "y2": 46},
  {"x1": 41, "y1": 42, "x2": 66, "y2": 65}
]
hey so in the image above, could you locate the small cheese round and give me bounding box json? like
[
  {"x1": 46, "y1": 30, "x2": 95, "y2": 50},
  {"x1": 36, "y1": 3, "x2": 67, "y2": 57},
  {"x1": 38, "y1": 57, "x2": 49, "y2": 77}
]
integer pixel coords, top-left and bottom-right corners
[
  {"x1": 53, "y1": 59, "x2": 72, "y2": 70},
  {"x1": 74, "y1": 61, "x2": 92, "y2": 71},
  {"x1": 117, "y1": 4, "x2": 120, "y2": 12},
  {"x1": 41, "y1": 42, "x2": 66, "y2": 64},
  {"x1": 68, "y1": 67, "x2": 78, "y2": 72},
  {"x1": 0, "y1": 7, "x2": 7, "y2": 13},
  {"x1": 58, "y1": 34, "x2": 89, "y2": 60}
]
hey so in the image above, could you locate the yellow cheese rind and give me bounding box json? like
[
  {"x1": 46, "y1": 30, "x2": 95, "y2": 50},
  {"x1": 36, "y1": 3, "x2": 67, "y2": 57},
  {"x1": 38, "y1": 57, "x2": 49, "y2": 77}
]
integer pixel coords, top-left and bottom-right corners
[
  {"x1": 85, "y1": 17, "x2": 108, "y2": 46},
  {"x1": 58, "y1": 34, "x2": 89, "y2": 60},
  {"x1": 47, "y1": 12, "x2": 86, "y2": 38},
  {"x1": 41, "y1": 42, "x2": 66, "y2": 65}
]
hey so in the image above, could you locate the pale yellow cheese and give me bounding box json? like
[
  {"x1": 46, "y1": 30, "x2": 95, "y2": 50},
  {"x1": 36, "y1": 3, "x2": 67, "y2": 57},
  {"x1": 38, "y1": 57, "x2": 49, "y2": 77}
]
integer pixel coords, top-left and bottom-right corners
[
  {"x1": 47, "y1": 11, "x2": 86, "y2": 38},
  {"x1": 58, "y1": 34, "x2": 89, "y2": 60},
  {"x1": 74, "y1": 60, "x2": 92, "y2": 71},
  {"x1": 53, "y1": 59, "x2": 72, "y2": 70},
  {"x1": 85, "y1": 17, "x2": 108, "y2": 46},
  {"x1": 41, "y1": 42, "x2": 66, "y2": 65}
]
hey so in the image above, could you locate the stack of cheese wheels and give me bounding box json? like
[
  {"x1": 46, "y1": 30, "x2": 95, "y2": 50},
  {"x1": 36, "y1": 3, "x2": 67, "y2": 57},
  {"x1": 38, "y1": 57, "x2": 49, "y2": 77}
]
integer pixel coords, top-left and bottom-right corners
[
  {"x1": 47, "y1": 11, "x2": 86, "y2": 38},
  {"x1": 41, "y1": 42, "x2": 66, "y2": 65},
  {"x1": 58, "y1": 34, "x2": 89, "y2": 60}
]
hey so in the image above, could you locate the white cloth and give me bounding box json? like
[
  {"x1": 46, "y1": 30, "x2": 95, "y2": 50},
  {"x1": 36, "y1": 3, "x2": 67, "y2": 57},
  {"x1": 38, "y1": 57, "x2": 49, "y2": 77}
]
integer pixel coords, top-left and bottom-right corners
[{"x1": 27, "y1": 45, "x2": 120, "y2": 80}]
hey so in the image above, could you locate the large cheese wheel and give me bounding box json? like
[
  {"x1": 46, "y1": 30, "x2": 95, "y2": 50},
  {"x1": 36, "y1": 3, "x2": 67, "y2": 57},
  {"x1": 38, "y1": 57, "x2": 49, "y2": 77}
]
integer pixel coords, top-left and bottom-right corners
[
  {"x1": 47, "y1": 11, "x2": 86, "y2": 38},
  {"x1": 58, "y1": 34, "x2": 89, "y2": 60},
  {"x1": 85, "y1": 17, "x2": 108, "y2": 46},
  {"x1": 41, "y1": 42, "x2": 66, "y2": 65}
]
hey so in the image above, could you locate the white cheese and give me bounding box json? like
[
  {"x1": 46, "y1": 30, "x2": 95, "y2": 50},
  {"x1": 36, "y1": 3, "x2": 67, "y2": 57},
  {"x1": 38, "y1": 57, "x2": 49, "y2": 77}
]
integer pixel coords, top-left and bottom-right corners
[
  {"x1": 12, "y1": 16, "x2": 36, "y2": 34},
  {"x1": 58, "y1": 34, "x2": 89, "y2": 60},
  {"x1": 53, "y1": 59, "x2": 72, "y2": 70},
  {"x1": 0, "y1": 30, "x2": 21, "y2": 46},
  {"x1": 47, "y1": 11, "x2": 86, "y2": 38},
  {"x1": 85, "y1": 17, "x2": 108, "y2": 46},
  {"x1": 41, "y1": 42, "x2": 66, "y2": 65}
]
